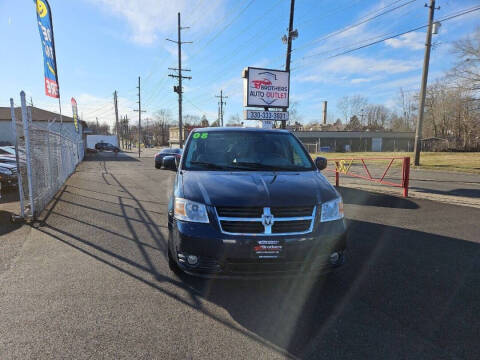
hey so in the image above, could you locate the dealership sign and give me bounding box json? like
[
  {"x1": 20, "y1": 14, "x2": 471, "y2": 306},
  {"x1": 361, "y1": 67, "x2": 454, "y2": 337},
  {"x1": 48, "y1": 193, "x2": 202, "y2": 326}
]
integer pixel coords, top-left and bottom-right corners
[
  {"x1": 243, "y1": 67, "x2": 289, "y2": 108},
  {"x1": 244, "y1": 110, "x2": 289, "y2": 121}
]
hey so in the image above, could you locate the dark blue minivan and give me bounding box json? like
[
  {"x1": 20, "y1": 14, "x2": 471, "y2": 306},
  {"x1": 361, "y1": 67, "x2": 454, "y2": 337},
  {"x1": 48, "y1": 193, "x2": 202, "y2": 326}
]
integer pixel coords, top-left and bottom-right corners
[{"x1": 165, "y1": 127, "x2": 347, "y2": 278}]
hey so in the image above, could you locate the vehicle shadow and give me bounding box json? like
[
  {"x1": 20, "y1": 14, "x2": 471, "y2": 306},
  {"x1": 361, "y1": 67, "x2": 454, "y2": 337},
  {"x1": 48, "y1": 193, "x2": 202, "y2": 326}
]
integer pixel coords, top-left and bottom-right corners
[
  {"x1": 337, "y1": 187, "x2": 419, "y2": 209},
  {"x1": 180, "y1": 219, "x2": 480, "y2": 359},
  {"x1": 410, "y1": 187, "x2": 480, "y2": 199}
]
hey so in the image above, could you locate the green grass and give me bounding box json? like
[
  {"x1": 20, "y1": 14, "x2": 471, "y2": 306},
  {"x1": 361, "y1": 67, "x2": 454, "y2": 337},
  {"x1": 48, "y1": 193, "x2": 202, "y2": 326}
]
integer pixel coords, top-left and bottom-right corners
[{"x1": 310, "y1": 152, "x2": 480, "y2": 174}]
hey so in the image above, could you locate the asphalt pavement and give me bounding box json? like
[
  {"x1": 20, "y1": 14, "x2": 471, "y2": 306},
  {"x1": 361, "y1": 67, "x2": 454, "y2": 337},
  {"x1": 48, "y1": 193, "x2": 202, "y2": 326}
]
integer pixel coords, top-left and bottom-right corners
[{"x1": 0, "y1": 150, "x2": 479, "y2": 359}]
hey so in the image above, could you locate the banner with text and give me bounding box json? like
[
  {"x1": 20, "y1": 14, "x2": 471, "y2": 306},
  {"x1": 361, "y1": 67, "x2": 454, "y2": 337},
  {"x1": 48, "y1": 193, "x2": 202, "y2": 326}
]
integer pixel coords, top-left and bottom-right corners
[
  {"x1": 35, "y1": 0, "x2": 59, "y2": 98},
  {"x1": 243, "y1": 67, "x2": 289, "y2": 108},
  {"x1": 71, "y1": 98, "x2": 79, "y2": 132}
]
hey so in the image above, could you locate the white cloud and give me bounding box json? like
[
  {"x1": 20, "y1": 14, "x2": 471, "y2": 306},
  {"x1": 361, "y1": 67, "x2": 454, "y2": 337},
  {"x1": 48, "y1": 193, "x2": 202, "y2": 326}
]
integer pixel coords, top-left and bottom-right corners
[
  {"x1": 89, "y1": 0, "x2": 226, "y2": 45},
  {"x1": 351, "y1": 78, "x2": 373, "y2": 84},
  {"x1": 322, "y1": 55, "x2": 420, "y2": 75},
  {"x1": 385, "y1": 32, "x2": 425, "y2": 50},
  {"x1": 297, "y1": 55, "x2": 420, "y2": 85}
]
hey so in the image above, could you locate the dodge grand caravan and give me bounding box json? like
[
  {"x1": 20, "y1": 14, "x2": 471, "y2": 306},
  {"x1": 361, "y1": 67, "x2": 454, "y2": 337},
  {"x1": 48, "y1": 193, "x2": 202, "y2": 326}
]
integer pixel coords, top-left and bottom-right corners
[{"x1": 165, "y1": 127, "x2": 347, "y2": 278}]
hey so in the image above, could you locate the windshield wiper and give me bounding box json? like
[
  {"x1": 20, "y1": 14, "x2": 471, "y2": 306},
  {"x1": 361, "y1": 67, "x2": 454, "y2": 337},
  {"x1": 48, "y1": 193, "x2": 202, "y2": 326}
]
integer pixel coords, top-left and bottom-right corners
[{"x1": 189, "y1": 161, "x2": 231, "y2": 170}]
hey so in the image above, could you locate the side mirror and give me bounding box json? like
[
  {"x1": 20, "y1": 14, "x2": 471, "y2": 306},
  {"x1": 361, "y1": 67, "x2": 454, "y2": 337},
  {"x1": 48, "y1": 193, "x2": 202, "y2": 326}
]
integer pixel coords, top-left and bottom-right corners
[
  {"x1": 315, "y1": 156, "x2": 327, "y2": 171},
  {"x1": 162, "y1": 156, "x2": 177, "y2": 171}
]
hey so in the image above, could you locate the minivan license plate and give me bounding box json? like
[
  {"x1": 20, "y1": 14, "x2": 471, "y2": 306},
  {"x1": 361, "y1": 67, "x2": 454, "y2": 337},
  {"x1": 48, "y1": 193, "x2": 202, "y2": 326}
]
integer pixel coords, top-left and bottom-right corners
[{"x1": 252, "y1": 240, "x2": 284, "y2": 259}]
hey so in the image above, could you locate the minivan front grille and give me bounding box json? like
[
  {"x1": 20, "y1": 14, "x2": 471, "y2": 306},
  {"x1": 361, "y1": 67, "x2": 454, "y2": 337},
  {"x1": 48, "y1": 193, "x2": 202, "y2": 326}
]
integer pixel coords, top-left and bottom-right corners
[
  {"x1": 215, "y1": 206, "x2": 316, "y2": 236},
  {"x1": 220, "y1": 221, "x2": 264, "y2": 234},
  {"x1": 270, "y1": 206, "x2": 314, "y2": 217},
  {"x1": 216, "y1": 206, "x2": 263, "y2": 218},
  {"x1": 272, "y1": 220, "x2": 311, "y2": 233}
]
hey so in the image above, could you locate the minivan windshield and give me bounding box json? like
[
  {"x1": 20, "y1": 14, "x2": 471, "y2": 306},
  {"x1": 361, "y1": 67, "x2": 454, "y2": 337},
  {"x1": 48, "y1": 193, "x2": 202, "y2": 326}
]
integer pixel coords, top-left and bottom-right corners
[{"x1": 183, "y1": 131, "x2": 314, "y2": 171}]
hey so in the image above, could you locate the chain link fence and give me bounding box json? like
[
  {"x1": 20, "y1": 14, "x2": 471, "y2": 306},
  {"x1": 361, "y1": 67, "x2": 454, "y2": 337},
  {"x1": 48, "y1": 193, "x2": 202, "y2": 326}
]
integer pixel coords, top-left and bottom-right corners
[{"x1": 10, "y1": 91, "x2": 84, "y2": 219}]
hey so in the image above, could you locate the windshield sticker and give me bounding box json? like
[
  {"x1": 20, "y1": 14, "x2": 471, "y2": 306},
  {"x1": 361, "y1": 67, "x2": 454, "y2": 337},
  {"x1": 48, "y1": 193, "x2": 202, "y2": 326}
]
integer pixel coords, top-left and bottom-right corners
[{"x1": 193, "y1": 133, "x2": 208, "y2": 139}]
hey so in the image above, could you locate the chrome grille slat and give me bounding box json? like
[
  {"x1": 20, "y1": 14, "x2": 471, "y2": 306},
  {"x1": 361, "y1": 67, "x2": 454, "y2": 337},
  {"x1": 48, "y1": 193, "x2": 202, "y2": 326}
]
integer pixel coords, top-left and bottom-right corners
[{"x1": 216, "y1": 206, "x2": 316, "y2": 236}]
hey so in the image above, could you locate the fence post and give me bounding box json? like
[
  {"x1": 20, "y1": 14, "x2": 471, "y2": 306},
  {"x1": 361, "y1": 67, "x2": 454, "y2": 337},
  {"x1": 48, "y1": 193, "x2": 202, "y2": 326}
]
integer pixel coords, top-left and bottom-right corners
[
  {"x1": 335, "y1": 161, "x2": 340, "y2": 187},
  {"x1": 20, "y1": 91, "x2": 35, "y2": 218},
  {"x1": 10, "y1": 99, "x2": 25, "y2": 219},
  {"x1": 402, "y1": 157, "x2": 411, "y2": 197},
  {"x1": 47, "y1": 121, "x2": 54, "y2": 191}
]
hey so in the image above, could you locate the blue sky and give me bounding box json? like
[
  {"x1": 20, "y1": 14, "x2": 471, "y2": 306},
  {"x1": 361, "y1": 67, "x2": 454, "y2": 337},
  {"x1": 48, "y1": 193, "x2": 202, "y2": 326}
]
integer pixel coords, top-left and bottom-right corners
[{"x1": 1, "y1": 0, "x2": 479, "y2": 127}]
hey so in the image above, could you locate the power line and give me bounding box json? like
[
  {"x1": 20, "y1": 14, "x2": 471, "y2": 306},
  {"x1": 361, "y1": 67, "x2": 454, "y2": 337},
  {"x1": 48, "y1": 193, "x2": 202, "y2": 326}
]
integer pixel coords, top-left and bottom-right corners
[
  {"x1": 187, "y1": 0, "x2": 256, "y2": 61},
  {"x1": 292, "y1": 0, "x2": 418, "y2": 54},
  {"x1": 292, "y1": 5, "x2": 480, "y2": 71}
]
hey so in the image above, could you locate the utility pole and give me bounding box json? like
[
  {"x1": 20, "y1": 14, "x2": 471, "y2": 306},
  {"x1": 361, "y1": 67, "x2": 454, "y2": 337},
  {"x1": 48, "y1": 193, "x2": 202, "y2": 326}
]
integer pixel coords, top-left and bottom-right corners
[
  {"x1": 113, "y1": 90, "x2": 120, "y2": 148},
  {"x1": 167, "y1": 12, "x2": 192, "y2": 149},
  {"x1": 134, "y1": 76, "x2": 146, "y2": 158},
  {"x1": 215, "y1": 90, "x2": 228, "y2": 126},
  {"x1": 282, "y1": 0, "x2": 298, "y2": 129},
  {"x1": 414, "y1": 0, "x2": 438, "y2": 166},
  {"x1": 96, "y1": 117, "x2": 99, "y2": 132}
]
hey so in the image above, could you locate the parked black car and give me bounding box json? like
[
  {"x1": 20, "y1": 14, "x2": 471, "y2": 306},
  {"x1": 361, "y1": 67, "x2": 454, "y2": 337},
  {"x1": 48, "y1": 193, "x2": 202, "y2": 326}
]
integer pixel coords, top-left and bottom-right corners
[
  {"x1": 0, "y1": 162, "x2": 18, "y2": 189},
  {"x1": 95, "y1": 142, "x2": 120, "y2": 152},
  {"x1": 164, "y1": 127, "x2": 346, "y2": 279},
  {"x1": 154, "y1": 148, "x2": 182, "y2": 169}
]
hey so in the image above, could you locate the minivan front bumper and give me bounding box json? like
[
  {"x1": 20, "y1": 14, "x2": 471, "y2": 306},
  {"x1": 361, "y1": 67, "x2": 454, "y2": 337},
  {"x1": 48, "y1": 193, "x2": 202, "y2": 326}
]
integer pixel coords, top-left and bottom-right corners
[{"x1": 169, "y1": 218, "x2": 347, "y2": 278}]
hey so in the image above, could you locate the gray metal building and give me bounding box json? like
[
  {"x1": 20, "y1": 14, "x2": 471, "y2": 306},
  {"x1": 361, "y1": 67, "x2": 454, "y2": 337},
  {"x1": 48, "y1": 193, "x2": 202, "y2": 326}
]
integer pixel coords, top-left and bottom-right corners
[{"x1": 293, "y1": 130, "x2": 415, "y2": 153}]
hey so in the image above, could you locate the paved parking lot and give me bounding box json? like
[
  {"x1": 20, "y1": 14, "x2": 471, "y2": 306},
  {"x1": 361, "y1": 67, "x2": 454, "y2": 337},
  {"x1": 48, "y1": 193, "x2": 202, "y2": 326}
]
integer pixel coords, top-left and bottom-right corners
[{"x1": 0, "y1": 151, "x2": 479, "y2": 359}]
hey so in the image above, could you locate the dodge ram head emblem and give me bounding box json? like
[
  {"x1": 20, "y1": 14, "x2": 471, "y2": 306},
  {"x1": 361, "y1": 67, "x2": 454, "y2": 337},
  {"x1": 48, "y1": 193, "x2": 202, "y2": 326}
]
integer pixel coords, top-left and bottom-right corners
[
  {"x1": 261, "y1": 208, "x2": 274, "y2": 229},
  {"x1": 262, "y1": 214, "x2": 273, "y2": 226}
]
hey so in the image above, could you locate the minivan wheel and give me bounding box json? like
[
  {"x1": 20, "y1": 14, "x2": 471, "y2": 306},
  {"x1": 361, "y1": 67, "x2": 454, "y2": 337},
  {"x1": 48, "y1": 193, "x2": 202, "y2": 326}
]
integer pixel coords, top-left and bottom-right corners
[{"x1": 168, "y1": 248, "x2": 181, "y2": 274}]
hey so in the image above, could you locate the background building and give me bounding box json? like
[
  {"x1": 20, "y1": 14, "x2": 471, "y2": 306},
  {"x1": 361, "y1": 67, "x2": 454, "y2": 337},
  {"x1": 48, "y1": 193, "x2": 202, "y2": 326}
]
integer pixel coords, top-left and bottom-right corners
[
  {"x1": 294, "y1": 131, "x2": 415, "y2": 153},
  {"x1": 0, "y1": 106, "x2": 86, "y2": 146}
]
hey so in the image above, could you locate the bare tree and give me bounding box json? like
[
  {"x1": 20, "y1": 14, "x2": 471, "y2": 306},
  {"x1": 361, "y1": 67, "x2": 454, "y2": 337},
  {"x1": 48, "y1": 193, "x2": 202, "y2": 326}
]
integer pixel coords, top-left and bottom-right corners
[
  {"x1": 153, "y1": 109, "x2": 173, "y2": 146},
  {"x1": 288, "y1": 101, "x2": 303, "y2": 125},
  {"x1": 364, "y1": 104, "x2": 390, "y2": 130},
  {"x1": 450, "y1": 27, "x2": 480, "y2": 92},
  {"x1": 337, "y1": 95, "x2": 368, "y2": 123},
  {"x1": 227, "y1": 114, "x2": 242, "y2": 126},
  {"x1": 396, "y1": 88, "x2": 417, "y2": 130},
  {"x1": 86, "y1": 121, "x2": 110, "y2": 135}
]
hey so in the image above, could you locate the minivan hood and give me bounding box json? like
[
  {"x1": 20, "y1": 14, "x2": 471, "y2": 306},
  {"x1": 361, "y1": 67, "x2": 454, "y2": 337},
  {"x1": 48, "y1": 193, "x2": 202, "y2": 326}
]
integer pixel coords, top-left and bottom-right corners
[{"x1": 180, "y1": 171, "x2": 339, "y2": 207}]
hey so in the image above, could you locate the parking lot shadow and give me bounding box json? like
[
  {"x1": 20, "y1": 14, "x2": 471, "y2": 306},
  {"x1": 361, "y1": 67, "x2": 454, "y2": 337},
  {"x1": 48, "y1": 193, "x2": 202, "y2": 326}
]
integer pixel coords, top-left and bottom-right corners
[
  {"x1": 0, "y1": 188, "x2": 19, "y2": 205},
  {"x1": 337, "y1": 187, "x2": 419, "y2": 209},
  {"x1": 181, "y1": 219, "x2": 479, "y2": 359},
  {"x1": 0, "y1": 210, "x2": 22, "y2": 235},
  {"x1": 83, "y1": 152, "x2": 140, "y2": 162}
]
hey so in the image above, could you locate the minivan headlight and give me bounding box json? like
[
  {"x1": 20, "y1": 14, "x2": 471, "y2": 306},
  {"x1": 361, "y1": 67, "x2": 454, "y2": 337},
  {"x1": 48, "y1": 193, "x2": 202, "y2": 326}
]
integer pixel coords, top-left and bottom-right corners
[
  {"x1": 174, "y1": 198, "x2": 209, "y2": 223},
  {"x1": 320, "y1": 198, "x2": 344, "y2": 222}
]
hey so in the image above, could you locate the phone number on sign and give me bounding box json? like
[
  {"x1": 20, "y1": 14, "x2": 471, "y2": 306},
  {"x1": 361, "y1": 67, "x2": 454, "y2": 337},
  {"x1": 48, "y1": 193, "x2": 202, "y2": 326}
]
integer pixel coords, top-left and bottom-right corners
[{"x1": 247, "y1": 111, "x2": 288, "y2": 120}]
